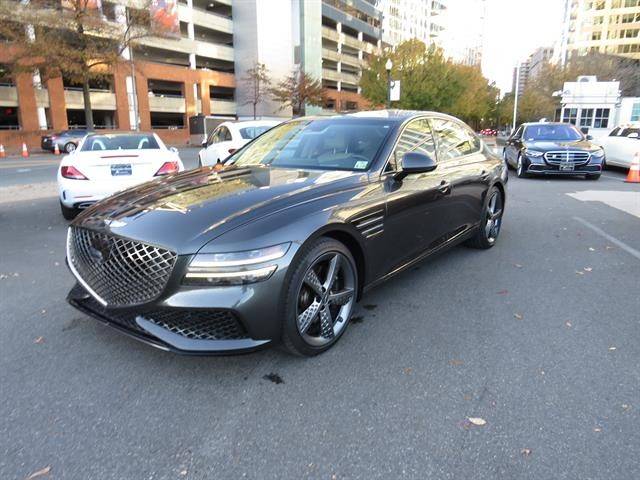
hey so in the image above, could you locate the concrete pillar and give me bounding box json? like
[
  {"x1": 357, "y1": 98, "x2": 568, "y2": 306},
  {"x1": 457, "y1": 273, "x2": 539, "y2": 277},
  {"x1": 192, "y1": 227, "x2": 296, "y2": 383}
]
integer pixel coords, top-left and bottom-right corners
[
  {"x1": 134, "y1": 75, "x2": 150, "y2": 131},
  {"x1": 201, "y1": 81, "x2": 211, "y2": 115},
  {"x1": 45, "y1": 76, "x2": 67, "y2": 130},
  {"x1": 113, "y1": 64, "x2": 131, "y2": 130},
  {"x1": 184, "y1": 80, "x2": 197, "y2": 126},
  {"x1": 15, "y1": 72, "x2": 39, "y2": 131}
]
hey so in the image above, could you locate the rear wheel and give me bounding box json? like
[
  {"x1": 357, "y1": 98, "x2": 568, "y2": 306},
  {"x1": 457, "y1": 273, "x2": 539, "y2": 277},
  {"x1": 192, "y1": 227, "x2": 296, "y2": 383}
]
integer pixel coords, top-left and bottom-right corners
[
  {"x1": 466, "y1": 187, "x2": 504, "y2": 250},
  {"x1": 60, "y1": 201, "x2": 80, "y2": 220},
  {"x1": 64, "y1": 142, "x2": 76, "y2": 154},
  {"x1": 282, "y1": 238, "x2": 357, "y2": 356}
]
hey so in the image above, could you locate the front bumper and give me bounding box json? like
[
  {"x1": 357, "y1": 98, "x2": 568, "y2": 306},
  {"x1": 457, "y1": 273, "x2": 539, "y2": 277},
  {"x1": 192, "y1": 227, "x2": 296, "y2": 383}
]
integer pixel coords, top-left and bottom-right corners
[
  {"x1": 67, "y1": 283, "x2": 273, "y2": 355},
  {"x1": 524, "y1": 156, "x2": 603, "y2": 176}
]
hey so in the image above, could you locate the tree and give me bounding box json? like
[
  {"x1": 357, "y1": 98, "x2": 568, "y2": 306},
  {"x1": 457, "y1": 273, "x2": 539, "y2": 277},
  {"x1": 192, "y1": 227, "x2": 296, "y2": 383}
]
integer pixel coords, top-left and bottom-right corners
[
  {"x1": 0, "y1": 0, "x2": 155, "y2": 129},
  {"x1": 270, "y1": 68, "x2": 323, "y2": 117},
  {"x1": 360, "y1": 39, "x2": 497, "y2": 127},
  {"x1": 240, "y1": 62, "x2": 271, "y2": 120}
]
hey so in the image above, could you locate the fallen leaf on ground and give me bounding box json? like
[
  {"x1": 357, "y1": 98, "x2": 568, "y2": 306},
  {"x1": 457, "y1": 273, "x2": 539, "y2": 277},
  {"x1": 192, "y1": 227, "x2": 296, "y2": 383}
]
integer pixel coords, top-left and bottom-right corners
[
  {"x1": 403, "y1": 367, "x2": 413, "y2": 374},
  {"x1": 25, "y1": 466, "x2": 51, "y2": 479},
  {"x1": 605, "y1": 245, "x2": 614, "y2": 250},
  {"x1": 584, "y1": 267, "x2": 593, "y2": 272},
  {"x1": 449, "y1": 359, "x2": 464, "y2": 366},
  {"x1": 565, "y1": 321, "x2": 572, "y2": 328},
  {"x1": 41, "y1": 309, "x2": 46, "y2": 315},
  {"x1": 514, "y1": 313, "x2": 523, "y2": 320},
  {"x1": 463, "y1": 394, "x2": 472, "y2": 401},
  {"x1": 513, "y1": 263, "x2": 523, "y2": 268},
  {"x1": 34, "y1": 336, "x2": 44, "y2": 344},
  {"x1": 608, "y1": 346, "x2": 616, "y2": 351},
  {"x1": 179, "y1": 470, "x2": 188, "y2": 476},
  {"x1": 468, "y1": 417, "x2": 487, "y2": 426},
  {"x1": 588, "y1": 247, "x2": 595, "y2": 251},
  {"x1": 497, "y1": 289, "x2": 508, "y2": 295},
  {"x1": 575, "y1": 271, "x2": 585, "y2": 276},
  {"x1": 622, "y1": 404, "x2": 630, "y2": 411},
  {"x1": 594, "y1": 427, "x2": 602, "y2": 432},
  {"x1": 521, "y1": 448, "x2": 532, "y2": 457}
]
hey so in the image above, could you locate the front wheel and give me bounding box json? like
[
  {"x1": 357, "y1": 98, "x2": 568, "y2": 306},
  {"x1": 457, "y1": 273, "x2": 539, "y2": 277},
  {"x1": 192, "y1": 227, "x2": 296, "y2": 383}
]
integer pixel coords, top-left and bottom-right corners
[
  {"x1": 64, "y1": 142, "x2": 77, "y2": 154},
  {"x1": 516, "y1": 154, "x2": 529, "y2": 178},
  {"x1": 466, "y1": 187, "x2": 504, "y2": 249},
  {"x1": 60, "y1": 201, "x2": 80, "y2": 220},
  {"x1": 281, "y1": 238, "x2": 358, "y2": 356}
]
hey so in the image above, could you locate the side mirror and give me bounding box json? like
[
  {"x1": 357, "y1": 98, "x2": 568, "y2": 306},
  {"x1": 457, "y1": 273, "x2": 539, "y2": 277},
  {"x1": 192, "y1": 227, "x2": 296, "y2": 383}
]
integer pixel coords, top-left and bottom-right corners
[
  {"x1": 169, "y1": 146, "x2": 179, "y2": 153},
  {"x1": 586, "y1": 134, "x2": 594, "y2": 140},
  {"x1": 394, "y1": 152, "x2": 437, "y2": 180},
  {"x1": 627, "y1": 132, "x2": 639, "y2": 139},
  {"x1": 201, "y1": 141, "x2": 207, "y2": 148}
]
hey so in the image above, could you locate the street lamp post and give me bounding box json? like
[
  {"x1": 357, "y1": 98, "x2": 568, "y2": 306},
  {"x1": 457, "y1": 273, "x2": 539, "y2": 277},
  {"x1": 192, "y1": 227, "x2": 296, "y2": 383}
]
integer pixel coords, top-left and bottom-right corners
[{"x1": 385, "y1": 59, "x2": 393, "y2": 108}]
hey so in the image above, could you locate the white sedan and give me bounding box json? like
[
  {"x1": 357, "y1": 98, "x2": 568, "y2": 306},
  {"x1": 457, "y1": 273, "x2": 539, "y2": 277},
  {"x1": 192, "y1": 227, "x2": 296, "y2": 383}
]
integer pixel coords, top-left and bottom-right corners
[
  {"x1": 597, "y1": 124, "x2": 640, "y2": 168},
  {"x1": 57, "y1": 132, "x2": 184, "y2": 219},
  {"x1": 198, "y1": 120, "x2": 280, "y2": 167}
]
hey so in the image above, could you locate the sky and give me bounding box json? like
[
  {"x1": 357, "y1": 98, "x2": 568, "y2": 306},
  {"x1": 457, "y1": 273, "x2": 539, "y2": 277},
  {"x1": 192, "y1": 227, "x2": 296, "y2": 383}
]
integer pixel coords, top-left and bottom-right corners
[{"x1": 480, "y1": 0, "x2": 566, "y2": 95}]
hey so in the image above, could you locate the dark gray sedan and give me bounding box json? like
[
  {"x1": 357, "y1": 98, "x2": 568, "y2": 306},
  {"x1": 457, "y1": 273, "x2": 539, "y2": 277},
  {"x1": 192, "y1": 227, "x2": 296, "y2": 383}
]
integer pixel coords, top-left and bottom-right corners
[{"x1": 65, "y1": 111, "x2": 507, "y2": 356}]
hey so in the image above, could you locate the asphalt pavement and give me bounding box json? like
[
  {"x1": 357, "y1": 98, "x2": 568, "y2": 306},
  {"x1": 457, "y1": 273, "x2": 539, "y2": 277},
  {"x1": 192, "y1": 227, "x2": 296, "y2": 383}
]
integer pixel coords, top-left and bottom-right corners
[{"x1": 1, "y1": 155, "x2": 639, "y2": 479}]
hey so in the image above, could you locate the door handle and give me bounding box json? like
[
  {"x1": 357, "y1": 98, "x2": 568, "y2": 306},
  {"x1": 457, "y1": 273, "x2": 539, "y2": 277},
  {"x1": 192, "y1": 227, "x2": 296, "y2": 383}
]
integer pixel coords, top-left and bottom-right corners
[{"x1": 437, "y1": 181, "x2": 451, "y2": 195}]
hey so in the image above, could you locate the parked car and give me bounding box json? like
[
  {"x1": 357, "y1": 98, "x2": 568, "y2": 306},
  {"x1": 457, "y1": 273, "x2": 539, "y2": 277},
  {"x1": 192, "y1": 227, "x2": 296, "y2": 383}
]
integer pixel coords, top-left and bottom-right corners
[
  {"x1": 503, "y1": 122, "x2": 605, "y2": 180},
  {"x1": 596, "y1": 124, "x2": 640, "y2": 169},
  {"x1": 65, "y1": 110, "x2": 507, "y2": 356},
  {"x1": 197, "y1": 120, "x2": 280, "y2": 167},
  {"x1": 41, "y1": 129, "x2": 91, "y2": 153},
  {"x1": 57, "y1": 132, "x2": 183, "y2": 220}
]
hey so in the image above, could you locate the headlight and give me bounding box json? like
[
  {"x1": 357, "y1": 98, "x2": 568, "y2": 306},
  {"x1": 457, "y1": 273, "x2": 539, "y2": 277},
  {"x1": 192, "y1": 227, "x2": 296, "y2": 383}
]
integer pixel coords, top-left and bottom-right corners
[
  {"x1": 524, "y1": 149, "x2": 544, "y2": 157},
  {"x1": 183, "y1": 243, "x2": 290, "y2": 286},
  {"x1": 590, "y1": 149, "x2": 605, "y2": 158}
]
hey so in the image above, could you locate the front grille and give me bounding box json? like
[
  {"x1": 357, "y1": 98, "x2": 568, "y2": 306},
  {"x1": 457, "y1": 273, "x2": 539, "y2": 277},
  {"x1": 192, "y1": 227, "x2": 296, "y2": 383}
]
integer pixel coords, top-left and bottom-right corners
[
  {"x1": 68, "y1": 227, "x2": 177, "y2": 306},
  {"x1": 72, "y1": 291, "x2": 247, "y2": 341},
  {"x1": 544, "y1": 150, "x2": 590, "y2": 165}
]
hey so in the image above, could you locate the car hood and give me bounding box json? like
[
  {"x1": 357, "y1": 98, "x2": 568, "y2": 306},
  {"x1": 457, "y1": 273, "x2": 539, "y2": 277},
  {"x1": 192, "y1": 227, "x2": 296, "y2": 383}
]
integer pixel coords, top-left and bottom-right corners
[
  {"x1": 72, "y1": 166, "x2": 363, "y2": 254},
  {"x1": 523, "y1": 139, "x2": 598, "y2": 151}
]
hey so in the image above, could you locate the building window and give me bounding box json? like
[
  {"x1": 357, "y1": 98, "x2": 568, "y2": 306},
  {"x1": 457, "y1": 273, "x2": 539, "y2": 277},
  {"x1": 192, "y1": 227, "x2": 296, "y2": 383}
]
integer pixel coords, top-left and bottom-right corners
[
  {"x1": 631, "y1": 102, "x2": 640, "y2": 122},
  {"x1": 591, "y1": 31, "x2": 602, "y2": 41},
  {"x1": 562, "y1": 108, "x2": 578, "y2": 125},
  {"x1": 594, "y1": 108, "x2": 610, "y2": 128},
  {"x1": 0, "y1": 106, "x2": 20, "y2": 130},
  {"x1": 580, "y1": 108, "x2": 594, "y2": 127}
]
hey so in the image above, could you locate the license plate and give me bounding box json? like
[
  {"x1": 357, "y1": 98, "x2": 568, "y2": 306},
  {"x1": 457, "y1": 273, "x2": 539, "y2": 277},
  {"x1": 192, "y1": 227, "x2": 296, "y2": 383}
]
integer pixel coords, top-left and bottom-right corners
[
  {"x1": 111, "y1": 164, "x2": 132, "y2": 176},
  {"x1": 560, "y1": 163, "x2": 574, "y2": 171}
]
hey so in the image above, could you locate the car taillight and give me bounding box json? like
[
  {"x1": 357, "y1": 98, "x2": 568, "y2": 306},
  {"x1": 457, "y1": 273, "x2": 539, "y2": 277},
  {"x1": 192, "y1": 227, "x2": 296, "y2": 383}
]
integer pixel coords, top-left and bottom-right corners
[
  {"x1": 228, "y1": 148, "x2": 237, "y2": 155},
  {"x1": 155, "y1": 161, "x2": 179, "y2": 176},
  {"x1": 61, "y1": 165, "x2": 88, "y2": 180}
]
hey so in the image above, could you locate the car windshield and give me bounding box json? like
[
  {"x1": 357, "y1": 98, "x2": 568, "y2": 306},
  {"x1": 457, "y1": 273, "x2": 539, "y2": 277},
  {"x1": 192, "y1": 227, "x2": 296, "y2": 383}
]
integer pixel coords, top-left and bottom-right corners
[
  {"x1": 81, "y1": 134, "x2": 160, "y2": 151},
  {"x1": 239, "y1": 125, "x2": 273, "y2": 140},
  {"x1": 524, "y1": 124, "x2": 582, "y2": 141},
  {"x1": 229, "y1": 119, "x2": 393, "y2": 171}
]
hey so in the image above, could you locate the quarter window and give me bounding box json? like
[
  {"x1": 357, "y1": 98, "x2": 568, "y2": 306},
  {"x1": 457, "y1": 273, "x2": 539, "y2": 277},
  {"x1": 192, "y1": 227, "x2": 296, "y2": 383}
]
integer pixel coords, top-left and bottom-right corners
[
  {"x1": 387, "y1": 118, "x2": 436, "y2": 172},
  {"x1": 431, "y1": 118, "x2": 481, "y2": 161}
]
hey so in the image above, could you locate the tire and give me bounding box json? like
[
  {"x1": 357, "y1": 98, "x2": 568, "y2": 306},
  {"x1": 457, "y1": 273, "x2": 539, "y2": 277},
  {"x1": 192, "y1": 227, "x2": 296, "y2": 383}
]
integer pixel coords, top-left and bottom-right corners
[
  {"x1": 502, "y1": 149, "x2": 512, "y2": 170},
  {"x1": 586, "y1": 174, "x2": 601, "y2": 180},
  {"x1": 60, "y1": 201, "x2": 80, "y2": 220},
  {"x1": 281, "y1": 237, "x2": 358, "y2": 356},
  {"x1": 516, "y1": 154, "x2": 529, "y2": 178},
  {"x1": 466, "y1": 186, "x2": 504, "y2": 250},
  {"x1": 64, "y1": 142, "x2": 77, "y2": 154}
]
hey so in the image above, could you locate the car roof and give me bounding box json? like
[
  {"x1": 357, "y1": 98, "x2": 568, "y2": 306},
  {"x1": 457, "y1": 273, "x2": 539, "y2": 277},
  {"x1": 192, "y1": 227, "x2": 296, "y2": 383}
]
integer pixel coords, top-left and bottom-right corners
[
  {"x1": 288, "y1": 109, "x2": 461, "y2": 125},
  {"x1": 223, "y1": 120, "x2": 281, "y2": 127}
]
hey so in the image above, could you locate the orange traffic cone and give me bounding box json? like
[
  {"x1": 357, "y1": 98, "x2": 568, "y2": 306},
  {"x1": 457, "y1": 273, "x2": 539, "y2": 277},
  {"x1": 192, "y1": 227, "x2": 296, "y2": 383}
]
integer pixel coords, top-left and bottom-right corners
[
  {"x1": 625, "y1": 152, "x2": 640, "y2": 183},
  {"x1": 53, "y1": 143, "x2": 60, "y2": 155},
  {"x1": 21, "y1": 142, "x2": 29, "y2": 158},
  {"x1": 0, "y1": 144, "x2": 5, "y2": 158}
]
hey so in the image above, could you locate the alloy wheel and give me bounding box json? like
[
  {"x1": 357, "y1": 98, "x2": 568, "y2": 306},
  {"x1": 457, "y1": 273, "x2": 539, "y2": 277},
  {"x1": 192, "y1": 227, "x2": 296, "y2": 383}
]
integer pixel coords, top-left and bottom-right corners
[
  {"x1": 296, "y1": 252, "x2": 356, "y2": 346},
  {"x1": 65, "y1": 143, "x2": 76, "y2": 153},
  {"x1": 484, "y1": 191, "x2": 503, "y2": 244}
]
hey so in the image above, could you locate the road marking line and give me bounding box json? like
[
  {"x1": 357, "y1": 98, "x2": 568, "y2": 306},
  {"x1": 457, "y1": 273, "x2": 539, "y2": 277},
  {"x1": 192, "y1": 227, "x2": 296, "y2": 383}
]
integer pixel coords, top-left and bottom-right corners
[
  {"x1": 16, "y1": 168, "x2": 32, "y2": 173},
  {"x1": 573, "y1": 216, "x2": 640, "y2": 261}
]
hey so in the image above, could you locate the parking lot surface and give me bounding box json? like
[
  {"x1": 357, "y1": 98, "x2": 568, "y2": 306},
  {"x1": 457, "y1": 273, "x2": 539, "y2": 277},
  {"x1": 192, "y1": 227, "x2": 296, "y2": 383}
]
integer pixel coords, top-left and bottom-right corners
[{"x1": 1, "y1": 153, "x2": 639, "y2": 479}]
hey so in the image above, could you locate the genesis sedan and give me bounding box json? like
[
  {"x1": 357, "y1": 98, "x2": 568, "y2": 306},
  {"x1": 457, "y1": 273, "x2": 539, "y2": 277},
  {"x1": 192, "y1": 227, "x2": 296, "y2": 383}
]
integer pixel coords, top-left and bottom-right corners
[{"x1": 66, "y1": 111, "x2": 507, "y2": 356}]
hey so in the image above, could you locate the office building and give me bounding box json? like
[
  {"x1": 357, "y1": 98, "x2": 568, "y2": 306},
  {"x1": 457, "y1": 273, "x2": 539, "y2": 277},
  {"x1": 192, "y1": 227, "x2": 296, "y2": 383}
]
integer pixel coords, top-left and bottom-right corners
[
  {"x1": 557, "y1": 0, "x2": 640, "y2": 64},
  {"x1": 379, "y1": 0, "x2": 447, "y2": 48}
]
